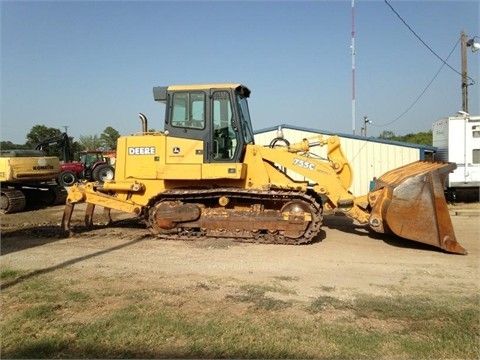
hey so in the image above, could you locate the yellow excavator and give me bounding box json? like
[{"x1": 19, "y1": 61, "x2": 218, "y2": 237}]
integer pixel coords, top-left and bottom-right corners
[
  {"x1": 1, "y1": 149, "x2": 67, "y2": 213},
  {"x1": 61, "y1": 84, "x2": 466, "y2": 254}
]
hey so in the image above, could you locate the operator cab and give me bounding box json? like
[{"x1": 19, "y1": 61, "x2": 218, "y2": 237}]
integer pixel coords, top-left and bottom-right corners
[
  {"x1": 80, "y1": 152, "x2": 105, "y2": 169},
  {"x1": 154, "y1": 84, "x2": 255, "y2": 163}
]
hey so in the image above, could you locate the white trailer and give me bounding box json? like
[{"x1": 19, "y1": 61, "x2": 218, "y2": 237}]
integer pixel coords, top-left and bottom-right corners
[{"x1": 432, "y1": 115, "x2": 480, "y2": 198}]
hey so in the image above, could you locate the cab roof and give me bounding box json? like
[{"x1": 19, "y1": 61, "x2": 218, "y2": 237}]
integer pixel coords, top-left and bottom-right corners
[
  {"x1": 167, "y1": 83, "x2": 247, "y2": 91},
  {"x1": 153, "y1": 84, "x2": 251, "y2": 103}
]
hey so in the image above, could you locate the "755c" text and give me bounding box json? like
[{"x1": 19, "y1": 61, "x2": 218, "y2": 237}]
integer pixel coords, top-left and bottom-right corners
[{"x1": 293, "y1": 158, "x2": 315, "y2": 170}]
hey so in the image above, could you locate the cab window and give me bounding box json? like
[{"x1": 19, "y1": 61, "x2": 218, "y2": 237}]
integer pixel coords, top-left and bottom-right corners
[
  {"x1": 236, "y1": 95, "x2": 254, "y2": 144},
  {"x1": 171, "y1": 92, "x2": 205, "y2": 129}
]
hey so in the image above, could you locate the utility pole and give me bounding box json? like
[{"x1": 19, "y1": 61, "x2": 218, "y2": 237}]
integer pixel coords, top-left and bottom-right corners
[
  {"x1": 460, "y1": 30, "x2": 480, "y2": 112},
  {"x1": 461, "y1": 30, "x2": 468, "y2": 113},
  {"x1": 362, "y1": 115, "x2": 371, "y2": 137}
]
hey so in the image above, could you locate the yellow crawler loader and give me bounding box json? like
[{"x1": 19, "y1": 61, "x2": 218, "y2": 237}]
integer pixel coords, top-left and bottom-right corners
[{"x1": 62, "y1": 84, "x2": 466, "y2": 254}]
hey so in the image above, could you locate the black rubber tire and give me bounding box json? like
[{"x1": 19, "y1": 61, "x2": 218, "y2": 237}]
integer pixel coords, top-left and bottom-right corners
[
  {"x1": 92, "y1": 164, "x2": 115, "y2": 183},
  {"x1": 58, "y1": 171, "x2": 78, "y2": 187}
]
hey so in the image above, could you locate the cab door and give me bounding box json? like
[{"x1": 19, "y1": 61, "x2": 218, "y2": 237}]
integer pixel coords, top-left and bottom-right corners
[{"x1": 208, "y1": 89, "x2": 240, "y2": 163}]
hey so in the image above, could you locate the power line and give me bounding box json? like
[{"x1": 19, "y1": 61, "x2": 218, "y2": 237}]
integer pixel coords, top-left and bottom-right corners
[
  {"x1": 373, "y1": 37, "x2": 459, "y2": 128},
  {"x1": 384, "y1": 0, "x2": 475, "y2": 85},
  {"x1": 373, "y1": 0, "x2": 476, "y2": 128}
]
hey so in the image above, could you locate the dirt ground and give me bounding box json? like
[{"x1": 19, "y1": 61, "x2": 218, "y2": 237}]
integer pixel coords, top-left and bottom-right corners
[{"x1": 1, "y1": 202, "x2": 479, "y2": 302}]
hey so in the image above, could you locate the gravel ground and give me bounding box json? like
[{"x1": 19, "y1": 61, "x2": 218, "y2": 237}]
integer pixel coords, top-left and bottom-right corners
[{"x1": 1, "y1": 202, "x2": 478, "y2": 301}]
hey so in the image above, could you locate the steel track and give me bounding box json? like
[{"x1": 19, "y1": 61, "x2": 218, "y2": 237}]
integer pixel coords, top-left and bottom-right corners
[
  {"x1": 1, "y1": 184, "x2": 67, "y2": 214},
  {"x1": 145, "y1": 188, "x2": 323, "y2": 245},
  {"x1": 1, "y1": 188, "x2": 27, "y2": 214}
]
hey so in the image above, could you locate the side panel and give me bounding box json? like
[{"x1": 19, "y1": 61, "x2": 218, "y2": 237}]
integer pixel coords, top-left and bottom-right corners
[
  {"x1": 118, "y1": 135, "x2": 165, "y2": 180},
  {"x1": 161, "y1": 137, "x2": 204, "y2": 179},
  {"x1": 116, "y1": 135, "x2": 204, "y2": 181},
  {"x1": 158, "y1": 164, "x2": 202, "y2": 179},
  {"x1": 432, "y1": 118, "x2": 448, "y2": 162},
  {"x1": 447, "y1": 118, "x2": 466, "y2": 186},
  {"x1": 443, "y1": 116, "x2": 480, "y2": 187},
  {"x1": 0, "y1": 156, "x2": 60, "y2": 182},
  {"x1": 0, "y1": 158, "x2": 9, "y2": 181},
  {"x1": 165, "y1": 137, "x2": 204, "y2": 164},
  {"x1": 201, "y1": 163, "x2": 246, "y2": 179}
]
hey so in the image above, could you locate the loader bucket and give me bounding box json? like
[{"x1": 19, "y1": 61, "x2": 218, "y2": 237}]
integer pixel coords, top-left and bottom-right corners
[{"x1": 367, "y1": 161, "x2": 467, "y2": 254}]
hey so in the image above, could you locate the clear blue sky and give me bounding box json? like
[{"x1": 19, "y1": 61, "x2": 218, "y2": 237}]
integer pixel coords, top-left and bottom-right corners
[{"x1": 1, "y1": 0, "x2": 479, "y2": 144}]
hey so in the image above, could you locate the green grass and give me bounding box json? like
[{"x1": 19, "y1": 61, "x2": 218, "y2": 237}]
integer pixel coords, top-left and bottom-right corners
[
  {"x1": 226, "y1": 283, "x2": 295, "y2": 310},
  {"x1": 306, "y1": 294, "x2": 345, "y2": 313},
  {"x1": 21, "y1": 304, "x2": 58, "y2": 320},
  {"x1": 1, "y1": 270, "x2": 479, "y2": 359},
  {"x1": 0, "y1": 268, "x2": 21, "y2": 280}
]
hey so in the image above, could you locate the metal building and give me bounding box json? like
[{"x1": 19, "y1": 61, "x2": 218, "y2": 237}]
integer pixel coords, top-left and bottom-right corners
[{"x1": 254, "y1": 124, "x2": 436, "y2": 196}]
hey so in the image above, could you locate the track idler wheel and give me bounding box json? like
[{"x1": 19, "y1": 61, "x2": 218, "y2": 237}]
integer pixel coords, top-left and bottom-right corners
[
  {"x1": 153, "y1": 201, "x2": 201, "y2": 230},
  {"x1": 280, "y1": 200, "x2": 313, "y2": 238}
]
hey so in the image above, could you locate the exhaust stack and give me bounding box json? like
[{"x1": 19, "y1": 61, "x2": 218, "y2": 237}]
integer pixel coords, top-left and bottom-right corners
[{"x1": 139, "y1": 113, "x2": 148, "y2": 133}]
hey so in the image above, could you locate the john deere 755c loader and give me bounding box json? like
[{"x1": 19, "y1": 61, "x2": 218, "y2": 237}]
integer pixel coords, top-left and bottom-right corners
[{"x1": 62, "y1": 84, "x2": 466, "y2": 254}]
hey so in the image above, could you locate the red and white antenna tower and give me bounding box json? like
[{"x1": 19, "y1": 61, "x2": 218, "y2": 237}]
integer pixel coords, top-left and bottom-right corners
[{"x1": 351, "y1": 0, "x2": 356, "y2": 135}]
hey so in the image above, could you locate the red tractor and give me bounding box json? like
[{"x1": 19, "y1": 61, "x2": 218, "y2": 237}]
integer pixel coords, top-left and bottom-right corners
[
  {"x1": 35, "y1": 133, "x2": 115, "y2": 187},
  {"x1": 59, "y1": 150, "x2": 115, "y2": 187}
]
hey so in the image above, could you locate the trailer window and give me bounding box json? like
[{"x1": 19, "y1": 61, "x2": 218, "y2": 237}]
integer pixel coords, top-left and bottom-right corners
[
  {"x1": 473, "y1": 149, "x2": 480, "y2": 164},
  {"x1": 473, "y1": 126, "x2": 480, "y2": 138}
]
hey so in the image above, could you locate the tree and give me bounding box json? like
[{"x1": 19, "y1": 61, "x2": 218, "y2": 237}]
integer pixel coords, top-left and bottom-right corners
[
  {"x1": 69, "y1": 140, "x2": 84, "y2": 161},
  {"x1": 79, "y1": 135, "x2": 101, "y2": 150},
  {"x1": 25, "y1": 125, "x2": 63, "y2": 149},
  {"x1": 377, "y1": 130, "x2": 432, "y2": 146},
  {"x1": 0, "y1": 141, "x2": 27, "y2": 150},
  {"x1": 24, "y1": 125, "x2": 82, "y2": 161},
  {"x1": 99, "y1": 127, "x2": 120, "y2": 150},
  {"x1": 400, "y1": 131, "x2": 433, "y2": 146},
  {"x1": 378, "y1": 130, "x2": 396, "y2": 139}
]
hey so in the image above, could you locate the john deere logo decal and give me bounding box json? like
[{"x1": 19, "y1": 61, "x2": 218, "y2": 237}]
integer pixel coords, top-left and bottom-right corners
[{"x1": 128, "y1": 147, "x2": 156, "y2": 155}]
